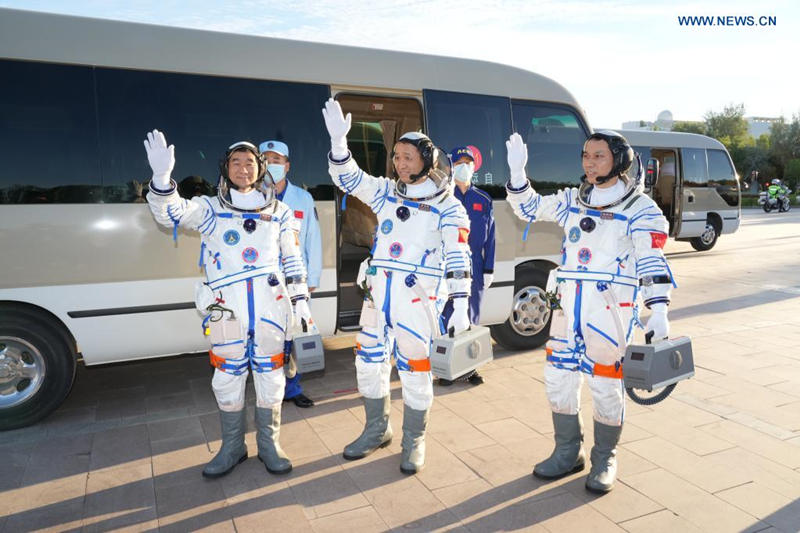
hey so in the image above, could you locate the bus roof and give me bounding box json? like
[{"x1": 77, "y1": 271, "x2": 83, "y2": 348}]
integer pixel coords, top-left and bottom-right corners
[
  {"x1": 614, "y1": 129, "x2": 728, "y2": 151},
  {"x1": 0, "y1": 8, "x2": 583, "y2": 111}
]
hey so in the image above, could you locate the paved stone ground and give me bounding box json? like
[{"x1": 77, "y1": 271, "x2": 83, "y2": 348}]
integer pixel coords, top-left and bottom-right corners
[{"x1": 1, "y1": 208, "x2": 799, "y2": 532}]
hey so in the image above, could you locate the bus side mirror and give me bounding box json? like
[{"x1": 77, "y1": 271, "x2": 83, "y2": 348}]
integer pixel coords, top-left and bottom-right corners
[{"x1": 644, "y1": 158, "x2": 660, "y2": 192}]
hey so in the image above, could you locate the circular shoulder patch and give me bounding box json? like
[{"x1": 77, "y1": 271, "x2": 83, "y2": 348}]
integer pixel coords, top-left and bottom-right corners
[
  {"x1": 577, "y1": 247, "x2": 592, "y2": 265},
  {"x1": 223, "y1": 230, "x2": 240, "y2": 245},
  {"x1": 242, "y1": 247, "x2": 259, "y2": 263},
  {"x1": 568, "y1": 227, "x2": 581, "y2": 243},
  {"x1": 381, "y1": 219, "x2": 393, "y2": 235},
  {"x1": 389, "y1": 242, "x2": 403, "y2": 258}
]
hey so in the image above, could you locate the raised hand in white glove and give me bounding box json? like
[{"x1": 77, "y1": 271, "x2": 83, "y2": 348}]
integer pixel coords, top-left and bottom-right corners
[
  {"x1": 293, "y1": 298, "x2": 314, "y2": 331},
  {"x1": 645, "y1": 303, "x2": 669, "y2": 341},
  {"x1": 505, "y1": 133, "x2": 528, "y2": 189},
  {"x1": 143, "y1": 129, "x2": 175, "y2": 190},
  {"x1": 450, "y1": 297, "x2": 471, "y2": 336},
  {"x1": 321, "y1": 98, "x2": 352, "y2": 159},
  {"x1": 483, "y1": 273, "x2": 494, "y2": 288}
]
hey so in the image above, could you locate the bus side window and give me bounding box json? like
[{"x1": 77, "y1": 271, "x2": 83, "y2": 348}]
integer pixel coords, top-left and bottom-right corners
[
  {"x1": 94, "y1": 67, "x2": 332, "y2": 203},
  {"x1": 511, "y1": 102, "x2": 588, "y2": 195},
  {"x1": 0, "y1": 59, "x2": 101, "y2": 204},
  {"x1": 681, "y1": 148, "x2": 709, "y2": 188},
  {"x1": 424, "y1": 89, "x2": 512, "y2": 199}
]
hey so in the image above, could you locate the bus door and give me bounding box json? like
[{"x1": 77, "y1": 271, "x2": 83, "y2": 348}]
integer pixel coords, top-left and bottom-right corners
[
  {"x1": 651, "y1": 148, "x2": 679, "y2": 235},
  {"x1": 332, "y1": 93, "x2": 423, "y2": 331}
]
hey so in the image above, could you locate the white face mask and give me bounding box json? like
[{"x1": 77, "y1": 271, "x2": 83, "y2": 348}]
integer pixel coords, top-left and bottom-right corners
[
  {"x1": 453, "y1": 162, "x2": 474, "y2": 183},
  {"x1": 267, "y1": 163, "x2": 286, "y2": 183}
]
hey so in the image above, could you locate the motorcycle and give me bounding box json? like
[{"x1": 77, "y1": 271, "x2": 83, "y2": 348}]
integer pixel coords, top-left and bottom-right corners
[
  {"x1": 761, "y1": 182, "x2": 792, "y2": 213},
  {"x1": 762, "y1": 190, "x2": 791, "y2": 213}
]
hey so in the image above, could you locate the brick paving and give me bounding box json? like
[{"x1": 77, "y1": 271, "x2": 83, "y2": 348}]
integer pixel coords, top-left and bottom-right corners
[{"x1": 1, "y1": 209, "x2": 799, "y2": 532}]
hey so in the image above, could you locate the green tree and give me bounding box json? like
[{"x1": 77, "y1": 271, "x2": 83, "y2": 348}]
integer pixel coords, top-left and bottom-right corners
[
  {"x1": 672, "y1": 121, "x2": 705, "y2": 135},
  {"x1": 784, "y1": 158, "x2": 800, "y2": 190},
  {"x1": 703, "y1": 103, "x2": 750, "y2": 148}
]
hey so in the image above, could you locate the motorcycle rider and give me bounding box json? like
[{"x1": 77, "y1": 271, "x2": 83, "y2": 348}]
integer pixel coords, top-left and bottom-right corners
[
  {"x1": 766, "y1": 179, "x2": 791, "y2": 211},
  {"x1": 145, "y1": 130, "x2": 313, "y2": 478},
  {"x1": 505, "y1": 130, "x2": 675, "y2": 493},
  {"x1": 322, "y1": 98, "x2": 472, "y2": 474}
]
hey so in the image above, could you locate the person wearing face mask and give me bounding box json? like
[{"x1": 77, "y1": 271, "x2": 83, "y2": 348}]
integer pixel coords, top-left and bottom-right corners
[
  {"x1": 438, "y1": 146, "x2": 495, "y2": 387},
  {"x1": 322, "y1": 98, "x2": 472, "y2": 474},
  {"x1": 259, "y1": 140, "x2": 322, "y2": 409},
  {"x1": 504, "y1": 130, "x2": 675, "y2": 494},
  {"x1": 145, "y1": 130, "x2": 313, "y2": 479}
]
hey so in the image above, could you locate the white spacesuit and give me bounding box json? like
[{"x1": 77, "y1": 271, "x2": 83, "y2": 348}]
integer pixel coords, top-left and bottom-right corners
[
  {"x1": 145, "y1": 130, "x2": 311, "y2": 478},
  {"x1": 505, "y1": 131, "x2": 674, "y2": 493},
  {"x1": 322, "y1": 99, "x2": 472, "y2": 474}
]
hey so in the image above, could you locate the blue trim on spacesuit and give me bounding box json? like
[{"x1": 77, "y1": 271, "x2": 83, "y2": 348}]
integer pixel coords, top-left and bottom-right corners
[
  {"x1": 260, "y1": 317, "x2": 285, "y2": 334},
  {"x1": 568, "y1": 206, "x2": 628, "y2": 222},
  {"x1": 212, "y1": 339, "x2": 245, "y2": 347},
  {"x1": 586, "y1": 322, "x2": 619, "y2": 346},
  {"x1": 397, "y1": 322, "x2": 426, "y2": 343},
  {"x1": 382, "y1": 272, "x2": 393, "y2": 328}
]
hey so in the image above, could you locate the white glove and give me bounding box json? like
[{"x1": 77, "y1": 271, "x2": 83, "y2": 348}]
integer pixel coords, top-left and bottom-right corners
[
  {"x1": 293, "y1": 299, "x2": 314, "y2": 331},
  {"x1": 321, "y1": 98, "x2": 352, "y2": 159},
  {"x1": 644, "y1": 303, "x2": 669, "y2": 341},
  {"x1": 483, "y1": 273, "x2": 494, "y2": 288},
  {"x1": 450, "y1": 298, "x2": 470, "y2": 336},
  {"x1": 143, "y1": 129, "x2": 175, "y2": 190},
  {"x1": 505, "y1": 133, "x2": 528, "y2": 189}
]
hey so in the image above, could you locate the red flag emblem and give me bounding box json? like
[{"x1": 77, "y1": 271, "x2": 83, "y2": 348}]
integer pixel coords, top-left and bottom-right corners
[
  {"x1": 650, "y1": 232, "x2": 667, "y2": 248},
  {"x1": 294, "y1": 210, "x2": 304, "y2": 219}
]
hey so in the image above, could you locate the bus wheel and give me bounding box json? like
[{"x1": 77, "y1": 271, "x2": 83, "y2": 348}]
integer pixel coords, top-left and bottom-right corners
[
  {"x1": 690, "y1": 222, "x2": 719, "y2": 251},
  {"x1": 0, "y1": 313, "x2": 76, "y2": 431},
  {"x1": 490, "y1": 264, "x2": 552, "y2": 350}
]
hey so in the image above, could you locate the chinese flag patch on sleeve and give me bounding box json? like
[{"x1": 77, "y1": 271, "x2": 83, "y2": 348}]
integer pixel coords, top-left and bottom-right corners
[
  {"x1": 294, "y1": 210, "x2": 304, "y2": 219},
  {"x1": 458, "y1": 227, "x2": 470, "y2": 243},
  {"x1": 650, "y1": 232, "x2": 667, "y2": 248},
  {"x1": 472, "y1": 202, "x2": 483, "y2": 211}
]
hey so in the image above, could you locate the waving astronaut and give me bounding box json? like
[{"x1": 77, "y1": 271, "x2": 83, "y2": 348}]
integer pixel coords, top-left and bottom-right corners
[
  {"x1": 322, "y1": 99, "x2": 472, "y2": 474},
  {"x1": 144, "y1": 130, "x2": 312, "y2": 478},
  {"x1": 505, "y1": 130, "x2": 675, "y2": 494}
]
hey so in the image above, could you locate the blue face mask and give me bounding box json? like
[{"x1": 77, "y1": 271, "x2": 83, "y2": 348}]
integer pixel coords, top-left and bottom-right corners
[{"x1": 267, "y1": 163, "x2": 286, "y2": 183}]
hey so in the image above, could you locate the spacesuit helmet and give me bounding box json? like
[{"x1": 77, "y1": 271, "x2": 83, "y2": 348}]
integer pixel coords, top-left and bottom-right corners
[
  {"x1": 581, "y1": 130, "x2": 634, "y2": 185},
  {"x1": 393, "y1": 132, "x2": 453, "y2": 200},
  {"x1": 217, "y1": 141, "x2": 275, "y2": 211},
  {"x1": 577, "y1": 130, "x2": 643, "y2": 208}
]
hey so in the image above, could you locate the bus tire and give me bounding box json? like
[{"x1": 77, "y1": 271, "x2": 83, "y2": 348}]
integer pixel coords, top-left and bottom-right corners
[
  {"x1": 490, "y1": 263, "x2": 553, "y2": 351},
  {"x1": 0, "y1": 312, "x2": 77, "y2": 431},
  {"x1": 690, "y1": 222, "x2": 719, "y2": 251}
]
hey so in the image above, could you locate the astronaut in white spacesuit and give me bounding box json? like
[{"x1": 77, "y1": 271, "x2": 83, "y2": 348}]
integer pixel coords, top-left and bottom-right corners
[
  {"x1": 322, "y1": 99, "x2": 472, "y2": 474},
  {"x1": 505, "y1": 130, "x2": 674, "y2": 493},
  {"x1": 145, "y1": 130, "x2": 313, "y2": 478}
]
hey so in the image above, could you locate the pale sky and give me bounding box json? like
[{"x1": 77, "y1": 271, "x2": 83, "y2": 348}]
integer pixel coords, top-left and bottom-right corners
[{"x1": 2, "y1": 0, "x2": 797, "y2": 130}]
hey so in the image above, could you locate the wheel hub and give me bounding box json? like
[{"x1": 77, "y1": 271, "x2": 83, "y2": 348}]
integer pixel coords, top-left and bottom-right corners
[
  {"x1": 700, "y1": 224, "x2": 715, "y2": 244},
  {"x1": 0, "y1": 338, "x2": 46, "y2": 409},
  {"x1": 510, "y1": 285, "x2": 551, "y2": 337}
]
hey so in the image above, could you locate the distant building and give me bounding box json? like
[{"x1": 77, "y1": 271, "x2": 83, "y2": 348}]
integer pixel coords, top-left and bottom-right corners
[
  {"x1": 622, "y1": 110, "x2": 673, "y2": 131},
  {"x1": 622, "y1": 112, "x2": 780, "y2": 139},
  {"x1": 746, "y1": 117, "x2": 780, "y2": 138}
]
